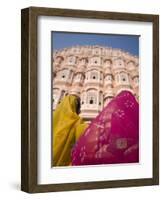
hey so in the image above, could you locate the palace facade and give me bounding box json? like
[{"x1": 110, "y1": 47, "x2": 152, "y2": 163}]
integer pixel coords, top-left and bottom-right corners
[{"x1": 53, "y1": 45, "x2": 139, "y2": 121}]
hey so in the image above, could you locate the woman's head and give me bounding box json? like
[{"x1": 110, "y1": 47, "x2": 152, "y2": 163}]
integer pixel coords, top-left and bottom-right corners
[
  {"x1": 75, "y1": 96, "x2": 81, "y2": 115},
  {"x1": 70, "y1": 95, "x2": 81, "y2": 114}
]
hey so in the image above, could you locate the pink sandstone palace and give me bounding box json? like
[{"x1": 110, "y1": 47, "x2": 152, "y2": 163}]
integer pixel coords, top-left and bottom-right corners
[{"x1": 53, "y1": 45, "x2": 139, "y2": 121}]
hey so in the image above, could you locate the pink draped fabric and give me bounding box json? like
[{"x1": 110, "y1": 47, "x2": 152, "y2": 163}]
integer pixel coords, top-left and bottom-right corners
[{"x1": 71, "y1": 91, "x2": 139, "y2": 166}]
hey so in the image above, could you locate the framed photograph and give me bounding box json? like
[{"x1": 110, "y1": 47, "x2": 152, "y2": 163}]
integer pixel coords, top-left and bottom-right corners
[{"x1": 21, "y1": 7, "x2": 159, "y2": 193}]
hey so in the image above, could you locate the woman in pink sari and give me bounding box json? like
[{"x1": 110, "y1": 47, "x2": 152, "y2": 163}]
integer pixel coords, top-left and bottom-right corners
[{"x1": 71, "y1": 91, "x2": 139, "y2": 165}]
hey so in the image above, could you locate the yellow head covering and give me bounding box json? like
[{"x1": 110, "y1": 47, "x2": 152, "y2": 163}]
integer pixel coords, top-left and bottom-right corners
[{"x1": 53, "y1": 95, "x2": 87, "y2": 166}]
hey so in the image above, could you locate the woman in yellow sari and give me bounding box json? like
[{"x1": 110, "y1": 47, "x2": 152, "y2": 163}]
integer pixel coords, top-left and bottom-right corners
[{"x1": 53, "y1": 95, "x2": 87, "y2": 166}]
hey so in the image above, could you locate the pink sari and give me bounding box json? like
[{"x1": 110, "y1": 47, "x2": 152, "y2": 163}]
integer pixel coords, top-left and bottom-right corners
[{"x1": 71, "y1": 91, "x2": 139, "y2": 165}]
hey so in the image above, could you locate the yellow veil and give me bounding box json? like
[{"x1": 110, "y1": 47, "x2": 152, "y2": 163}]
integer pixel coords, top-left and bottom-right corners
[{"x1": 53, "y1": 95, "x2": 87, "y2": 166}]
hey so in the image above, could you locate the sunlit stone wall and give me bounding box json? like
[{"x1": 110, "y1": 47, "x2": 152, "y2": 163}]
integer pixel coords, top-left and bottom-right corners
[{"x1": 53, "y1": 45, "x2": 139, "y2": 121}]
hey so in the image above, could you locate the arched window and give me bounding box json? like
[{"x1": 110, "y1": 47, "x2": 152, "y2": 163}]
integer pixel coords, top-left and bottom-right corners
[
  {"x1": 55, "y1": 56, "x2": 63, "y2": 65},
  {"x1": 114, "y1": 58, "x2": 125, "y2": 69},
  {"x1": 105, "y1": 74, "x2": 112, "y2": 81},
  {"x1": 90, "y1": 98, "x2": 94, "y2": 104},
  {"x1": 86, "y1": 90, "x2": 97, "y2": 104},
  {"x1": 67, "y1": 56, "x2": 76, "y2": 64},
  {"x1": 90, "y1": 71, "x2": 98, "y2": 80},
  {"x1": 79, "y1": 58, "x2": 87, "y2": 65},
  {"x1": 127, "y1": 61, "x2": 135, "y2": 71},
  {"x1": 104, "y1": 59, "x2": 112, "y2": 67},
  {"x1": 80, "y1": 92, "x2": 86, "y2": 105},
  {"x1": 90, "y1": 57, "x2": 101, "y2": 65},
  {"x1": 118, "y1": 60, "x2": 123, "y2": 66},
  {"x1": 120, "y1": 73, "x2": 128, "y2": 83},
  {"x1": 59, "y1": 69, "x2": 69, "y2": 80},
  {"x1": 93, "y1": 47, "x2": 101, "y2": 55}
]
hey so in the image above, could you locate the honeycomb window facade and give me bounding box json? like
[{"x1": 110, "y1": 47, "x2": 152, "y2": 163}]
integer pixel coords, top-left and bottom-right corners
[{"x1": 53, "y1": 45, "x2": 139, "y2": 121}]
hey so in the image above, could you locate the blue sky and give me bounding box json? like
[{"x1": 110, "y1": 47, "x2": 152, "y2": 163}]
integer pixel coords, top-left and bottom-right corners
[{"x1": 52, "y1": 31, "x2": 139, "y2": 56}]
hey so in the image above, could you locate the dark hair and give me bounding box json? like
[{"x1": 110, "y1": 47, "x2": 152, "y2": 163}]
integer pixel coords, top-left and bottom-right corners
[{"x1": 76, "y1": 97, "x2": 81, "y2": 114}]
